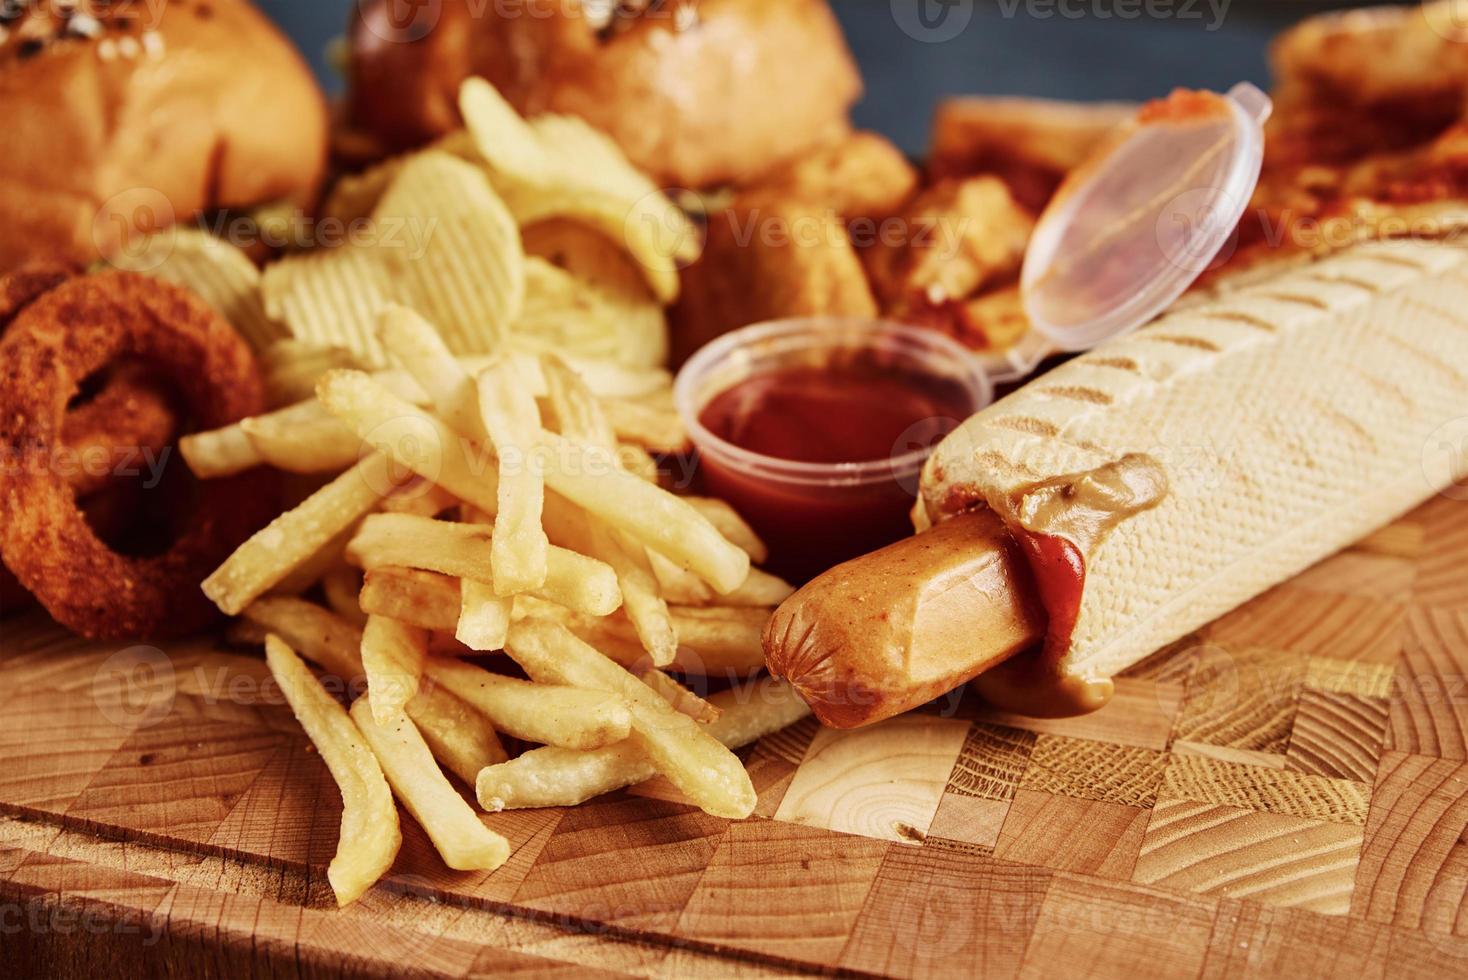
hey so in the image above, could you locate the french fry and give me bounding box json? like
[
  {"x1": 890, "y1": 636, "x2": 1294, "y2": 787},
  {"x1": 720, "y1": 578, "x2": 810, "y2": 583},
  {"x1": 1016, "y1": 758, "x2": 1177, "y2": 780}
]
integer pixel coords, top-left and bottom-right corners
[
  {"x1": 362, "y1": 615, "x2": 428, "y2": 723},
  {"x1": 503, "y1": 621, "x2": 756, "y2": 819},
  {"x1": 346, "y1": 513, "x2": 619, "y2": 616},
  {"x1": 239, "y1": 400, "x2": 362, "y2": 474},
  {"x1": 377, "y1": 305, "x2": 484, "y2": 440},
  {"x1": 598, "y1": 396, "x2": 689, "y2": 454},
  {"x1": 359, "y1": 567, "x2": 460, "y2": 631},
  {"x1": 380, "y1": 480, "x2": 461, "y2": 519},
  {"x1": 542, "y1": 497, "x2": 677, "y2": 667},
  {"x1": 261, "y1": 341, "x2": 366, "y2": 407},
  {"x1": 348, "y1": 699, "x2": 510, "y2": 872},
  {"x1": 649, "y1": 553, "x2": 794, "y2": 608},
  {"x1": 477, "y1": 358, "x2": 550, "y2": 594},
  {"x1": 683, "y1": 498, "x2": 768, "y2": 565},
  {"x1": 539, "y1": 431, "x2": 749, "y2": 594},
  {"x1": 241, "y1": 597, "x2": 366, "y2": 680},
  {"x1": 404, "y1": 685, "x2": 509, "y2": 784},
  {"x1": 179, "y1": 424, "x2": 261, "y2": 478},
  {"x1": 537, "y1": 365, "x2": 674, "y2": 661},
  {"x1": 321, "y1": 369, "x2": 744, "y2": 593},
  {"x1": 478, "y1": 676, "x2": 808, "y2": 811},
  {"x1": 639, "y1": 670, "x2": 720, "y2": 723},
  {"x1": 660, "y1": 606, "x2": 772, "y2": 676},
  {"x1": 317, "y1": 370, "x2": 502, "y2": 515},
  {"x1": 458, "y1": 579, "x2": 512, "y2": 651},
  {"x1": 322, "y1": 563, "x2": 367, "y2": 627},
  {"x1": 426, "y1": 656, "x2": 632, "y2": 750},
  {"x1": 203, "y1": 454, "x2": 400, "y2": 616},
  {"x1": 242, "y1": 598, "x2": 508, "y2": 780},
  {"x1": 540, "y1": 356, "x2": 617, "y2": 449},
  {"x1": 265, "y1": 636, "x2": 400, "y2": 906},
  {"x1": 514, "y1": 596, "x2": 770, "y2": 678},
  {"x1": 509, "y1": 347, "x2": 672, "y2": 399}
]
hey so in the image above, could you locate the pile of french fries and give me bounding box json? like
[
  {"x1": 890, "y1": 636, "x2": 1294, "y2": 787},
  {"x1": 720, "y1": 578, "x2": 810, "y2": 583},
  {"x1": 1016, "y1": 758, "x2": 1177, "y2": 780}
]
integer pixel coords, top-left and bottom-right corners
[{"x1": 183, "y1": 307, "x2": 810, "y2": 906}]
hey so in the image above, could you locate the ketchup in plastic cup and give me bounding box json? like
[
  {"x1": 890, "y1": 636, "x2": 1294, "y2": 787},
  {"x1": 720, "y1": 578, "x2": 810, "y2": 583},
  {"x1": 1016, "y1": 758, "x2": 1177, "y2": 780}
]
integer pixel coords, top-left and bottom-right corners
[{"x1": 674, "y1": 318, "x2": 992, "y2": 582}]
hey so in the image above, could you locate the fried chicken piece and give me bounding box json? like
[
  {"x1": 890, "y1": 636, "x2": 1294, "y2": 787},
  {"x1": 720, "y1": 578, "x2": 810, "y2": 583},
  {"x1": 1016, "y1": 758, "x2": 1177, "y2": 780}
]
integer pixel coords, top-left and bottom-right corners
[
  {"x1": 751, "y1": 130, "x2": 919, "y2": 220},
  {"x1": 929, "y1": 96, "x2": 1132, "y2": 212},
  {"x1": 671, "y1": 195, "x2": 877, "y2": 364},
  {"x1": 864, "y1": 176, "x2": 1035, "y2": 311}
]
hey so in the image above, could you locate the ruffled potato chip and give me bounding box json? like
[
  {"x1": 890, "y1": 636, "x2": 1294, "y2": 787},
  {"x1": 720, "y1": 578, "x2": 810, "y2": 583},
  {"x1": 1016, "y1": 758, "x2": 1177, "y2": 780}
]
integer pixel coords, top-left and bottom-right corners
[
  {"x1": 459, "y1": 77, "x2": 698, "y2": 305},
  {"x1": 262, "y1": 152, "x2": 525, "y2": 366}
]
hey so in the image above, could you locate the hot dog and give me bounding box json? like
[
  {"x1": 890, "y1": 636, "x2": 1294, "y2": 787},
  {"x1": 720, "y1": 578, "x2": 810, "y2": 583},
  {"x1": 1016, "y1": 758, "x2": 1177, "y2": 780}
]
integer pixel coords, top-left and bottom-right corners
[{"x1": 764, "y1": 239, "x2": 1468, "y2": 727}]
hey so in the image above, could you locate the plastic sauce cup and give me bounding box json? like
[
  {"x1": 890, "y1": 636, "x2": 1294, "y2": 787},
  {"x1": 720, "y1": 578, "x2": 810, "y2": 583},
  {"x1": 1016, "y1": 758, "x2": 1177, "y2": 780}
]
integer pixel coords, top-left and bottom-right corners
[{"x1": 674, "y1": 318, "x2": 993, "y2": 582}]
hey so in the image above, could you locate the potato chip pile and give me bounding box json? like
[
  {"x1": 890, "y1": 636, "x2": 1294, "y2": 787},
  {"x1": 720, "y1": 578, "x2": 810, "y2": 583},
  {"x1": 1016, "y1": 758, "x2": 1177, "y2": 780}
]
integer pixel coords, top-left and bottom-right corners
[{"x1": 124, "y1": 78, "x2": 812, "y2": 908}]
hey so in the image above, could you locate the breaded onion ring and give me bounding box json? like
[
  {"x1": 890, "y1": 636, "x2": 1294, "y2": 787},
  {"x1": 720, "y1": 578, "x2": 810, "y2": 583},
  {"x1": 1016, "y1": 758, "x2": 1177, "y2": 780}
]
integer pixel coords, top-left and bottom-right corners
[
  {"x1": 0, "y1": 271, "x2": 274, "y2": 639},
  {"x1": 1, "y1": 263, "x2": 179, "y2": 496},
  {"x1": 60, "y1": 362, "x2": 178, "y2": 498}
]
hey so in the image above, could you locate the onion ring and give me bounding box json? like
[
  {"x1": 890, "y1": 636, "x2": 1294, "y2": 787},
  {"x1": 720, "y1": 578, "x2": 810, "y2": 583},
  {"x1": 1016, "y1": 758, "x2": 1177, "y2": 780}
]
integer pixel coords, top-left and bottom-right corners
[
  {"x1": 0, "y1": 270, "x2": 275, "y2": 639},
  {"x1": 2, "y1": 264, "x2": 179, "y2": 496}
]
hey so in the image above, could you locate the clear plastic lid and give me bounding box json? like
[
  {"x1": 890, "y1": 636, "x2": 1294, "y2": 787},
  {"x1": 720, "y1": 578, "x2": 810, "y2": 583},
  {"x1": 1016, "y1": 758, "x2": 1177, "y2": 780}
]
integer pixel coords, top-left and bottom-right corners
[{"x1": 987, "y1": 82, "x2": 1273, "y2": 381}]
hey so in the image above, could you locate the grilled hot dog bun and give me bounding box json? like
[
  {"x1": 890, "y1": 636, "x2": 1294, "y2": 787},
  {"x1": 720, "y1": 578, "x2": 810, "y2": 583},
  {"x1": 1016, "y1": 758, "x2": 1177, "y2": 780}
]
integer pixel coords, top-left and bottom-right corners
[{"x1": 765, "y1": 239, "x2": 1468, "y2": 726}]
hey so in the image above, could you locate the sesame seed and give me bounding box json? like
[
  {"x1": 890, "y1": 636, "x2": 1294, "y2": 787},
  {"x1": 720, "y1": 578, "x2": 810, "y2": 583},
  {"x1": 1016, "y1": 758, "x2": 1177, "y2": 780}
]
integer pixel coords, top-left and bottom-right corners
[
  {"x1": 117, "y1": 34, "x2": 139, "y2": 58},
  {"x1": 97, "y1": 36, "x2": 116, "y2": 60},
  {"x1": 67, "y1": 13, "x2": 102, "y2": 38},
  {"x1": 140, "y1": 29, "x2": 162, "y2": 58}
]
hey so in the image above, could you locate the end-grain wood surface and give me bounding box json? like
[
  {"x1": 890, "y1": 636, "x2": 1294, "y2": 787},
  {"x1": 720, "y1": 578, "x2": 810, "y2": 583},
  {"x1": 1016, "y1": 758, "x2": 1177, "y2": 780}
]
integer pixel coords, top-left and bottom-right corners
[{"x1": 1, "y1": 493, "x2": 1467, "y2": 977}]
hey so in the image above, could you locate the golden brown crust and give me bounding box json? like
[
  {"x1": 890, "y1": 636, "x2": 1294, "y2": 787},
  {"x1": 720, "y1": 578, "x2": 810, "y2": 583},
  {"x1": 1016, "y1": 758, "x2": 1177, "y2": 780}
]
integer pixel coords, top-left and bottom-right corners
[
  {"x1": 670, "y1": 196, "x2": 878, "y2": 364},
  {"x1": 0, "y1": 271, "x2": 274, "y2": 639},
  {"x1": 0, "y1": 0, "x2": 329, "y2": 271},
  {"x1": 347, "y1": 0, "x2": 862, "y2": 188}
]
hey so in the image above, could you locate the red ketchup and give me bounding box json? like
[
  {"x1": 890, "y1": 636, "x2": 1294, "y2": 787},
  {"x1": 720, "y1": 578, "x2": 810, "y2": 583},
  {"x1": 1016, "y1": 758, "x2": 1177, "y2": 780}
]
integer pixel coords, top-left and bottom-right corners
[{"x1": 696, "y1": 362, "x2": 974, "y2": 582}]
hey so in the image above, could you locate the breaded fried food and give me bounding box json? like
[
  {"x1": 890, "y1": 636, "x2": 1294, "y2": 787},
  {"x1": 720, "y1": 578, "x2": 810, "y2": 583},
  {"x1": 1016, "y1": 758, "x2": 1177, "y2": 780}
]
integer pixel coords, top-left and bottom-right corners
[
  {"x1": 862, "y1": 177, "x2": 1035, "y2": 349},
  {"x1": 929, "y1": 96, "x2": 1133, "y2": 211},
  {"x1": 0, "y1": 271, "x2": 274, "y2": 639},
  {"x1": 671, "y1": 196, "x2": 878, "y2": 364},
  {"x1": 750, "y1": 130, "x2": 919, "y2": 220}
]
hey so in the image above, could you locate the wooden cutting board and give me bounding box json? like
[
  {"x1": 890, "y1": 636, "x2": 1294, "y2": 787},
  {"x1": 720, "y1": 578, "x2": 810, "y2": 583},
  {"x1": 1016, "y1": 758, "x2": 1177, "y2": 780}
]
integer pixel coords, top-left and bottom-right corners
[{"x1": 2, "y1": 492, "x2": 1466, "y2": 978}]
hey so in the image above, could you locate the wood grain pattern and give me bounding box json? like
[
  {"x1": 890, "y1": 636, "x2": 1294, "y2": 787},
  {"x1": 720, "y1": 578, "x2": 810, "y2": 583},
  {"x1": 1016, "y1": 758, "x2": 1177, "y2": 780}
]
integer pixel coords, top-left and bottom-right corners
[
  {"x1": 840, "y1": 846, "x2": 1050, "y2": 979},
  {"x1": 4, "y1": 491, "x2": 1468, "y2": 976},
  {"x1": 1352, "y1": 751, "x2": 1468, "y2": 935},
  {"x1": 993, "y1": 791, "x2": 1148, "y2": 880},
  {"x1": 1159, "y1": 753, "x2": 1370, "y2": 826},
  {"x1": 1172, "y1": 645, "x2": 1304, "y2": 754},
  {"x1": 1200, "y1": 899, "x2": 1394, "y2": 980},
  {"x1": 1134, "y1": 800, "x2": 1364, "y2": 914},
  {"x1": 1018, "y1": 735, "x2": 1170, "y2": 808},
  {"x1": 1017, "y1": 874, "x2": 1217, "y2": 980},
  {"x1": 773, "y1": 714, "x2": 969, "y2": 843},
  {"x1": 945, "y1": 723, "x2": 1036, "y2": 801},
  {"x1": 970, "y1": 677, "x2": 1183, "y2": 751},
  {"x1": 1286, "y1": 690, "x2": 1389, "y2": 781},
  {"x1": 1207, "y1": 588, "x2": 1408, "y2": 664},
  {"x1": 1389, "y1": 606, "x2": 1468, "y2": 758},
  {"x1": 672, "y1": 821, "x2": 888, "y2": 963}
]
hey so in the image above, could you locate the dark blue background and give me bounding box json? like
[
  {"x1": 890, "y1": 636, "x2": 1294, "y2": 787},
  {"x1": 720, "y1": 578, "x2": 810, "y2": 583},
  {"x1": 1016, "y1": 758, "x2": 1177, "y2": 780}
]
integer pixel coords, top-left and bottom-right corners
[{"x1": 257, "y1": 1, "x2": 1383, "y2": 154}]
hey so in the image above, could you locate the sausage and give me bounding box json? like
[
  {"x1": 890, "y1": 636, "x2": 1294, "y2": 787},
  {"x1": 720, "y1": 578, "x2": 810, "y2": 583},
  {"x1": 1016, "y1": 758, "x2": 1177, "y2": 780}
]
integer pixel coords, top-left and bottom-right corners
[{"x1": 762, "y1": 510, "x2": 1046, "y2": 729}]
